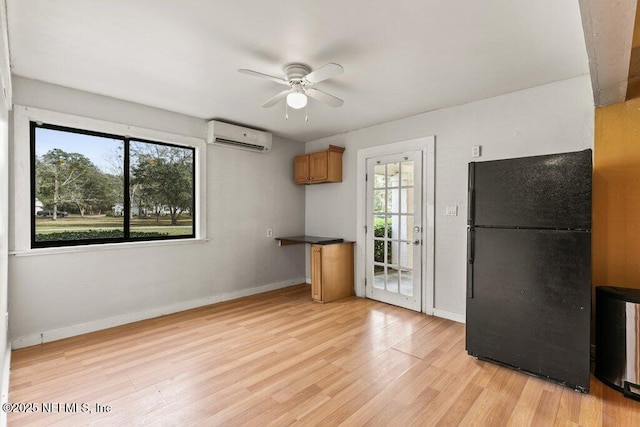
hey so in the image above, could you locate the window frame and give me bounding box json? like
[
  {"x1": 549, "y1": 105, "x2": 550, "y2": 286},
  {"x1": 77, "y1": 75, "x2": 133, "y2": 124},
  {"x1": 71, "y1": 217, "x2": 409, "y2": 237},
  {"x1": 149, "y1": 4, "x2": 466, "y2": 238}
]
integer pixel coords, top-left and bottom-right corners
[
  {"x1": 12, "y1": 105, "x2": 206, "y2": 254},
  {"x1": 30, "y1": 122, "x2": 197, "y2": 248}
]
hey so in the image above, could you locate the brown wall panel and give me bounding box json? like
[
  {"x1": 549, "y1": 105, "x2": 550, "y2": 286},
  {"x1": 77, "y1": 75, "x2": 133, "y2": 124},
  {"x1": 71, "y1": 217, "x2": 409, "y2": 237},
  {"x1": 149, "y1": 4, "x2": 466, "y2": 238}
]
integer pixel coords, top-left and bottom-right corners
[{"x1": 593, "y1": 100, "x2": 640, "y2": 290}]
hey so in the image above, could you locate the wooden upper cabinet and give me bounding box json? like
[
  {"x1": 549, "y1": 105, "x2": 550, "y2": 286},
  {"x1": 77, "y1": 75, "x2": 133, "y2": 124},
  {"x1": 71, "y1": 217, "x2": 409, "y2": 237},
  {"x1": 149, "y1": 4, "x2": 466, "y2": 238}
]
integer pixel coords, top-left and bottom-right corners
[
  {"x1": 309, "y1": 151, "x2": 329, "y2": 182},
  {"x1": 294, "y1": 155, "x2": 310, "y2": 184},
  {"x1": 294, "y1": 145, "x2": 345, "y2": 184}
]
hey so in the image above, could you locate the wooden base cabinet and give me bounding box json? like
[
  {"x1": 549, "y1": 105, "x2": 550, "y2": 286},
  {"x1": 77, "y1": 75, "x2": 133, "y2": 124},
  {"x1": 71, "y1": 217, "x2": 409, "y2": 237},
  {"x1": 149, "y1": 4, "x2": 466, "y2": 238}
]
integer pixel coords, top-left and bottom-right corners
[{"x1": 310, "y1": 242, "x2": 354, "y2": 303}]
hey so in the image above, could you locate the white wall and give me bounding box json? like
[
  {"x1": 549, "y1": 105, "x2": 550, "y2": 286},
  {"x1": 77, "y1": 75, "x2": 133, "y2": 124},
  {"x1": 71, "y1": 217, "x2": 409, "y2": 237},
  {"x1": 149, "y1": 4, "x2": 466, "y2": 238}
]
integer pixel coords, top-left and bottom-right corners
[
  {"x1": 305, "y1": 75, "x2": 594, "y2": 319},
  {"x1": 8, "y1": 77, "x2": 306, "y2": 347},
  {"x1": 0, "y1": 74, "x2": 9, "y2": 418},
  {"x1": 0, "y1": 0, "x2": 11, "y2": 413}
]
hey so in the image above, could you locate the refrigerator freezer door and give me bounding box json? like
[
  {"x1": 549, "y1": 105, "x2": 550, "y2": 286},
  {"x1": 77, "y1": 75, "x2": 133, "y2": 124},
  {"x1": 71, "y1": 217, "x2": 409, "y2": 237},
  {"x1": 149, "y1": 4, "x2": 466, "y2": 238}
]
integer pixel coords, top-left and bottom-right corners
[
  {"x1": 469, "y1": 149, "x2": 592, "y2": 229},
  {"x1": 466, "y1": 227, "x2": 591, "y2": 391}
]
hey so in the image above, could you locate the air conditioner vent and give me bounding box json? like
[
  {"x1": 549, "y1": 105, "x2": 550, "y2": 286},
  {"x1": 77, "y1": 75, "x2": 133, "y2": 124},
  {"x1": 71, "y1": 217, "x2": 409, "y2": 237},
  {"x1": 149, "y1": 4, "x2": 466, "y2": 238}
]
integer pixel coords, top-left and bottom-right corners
[{"x1": 214, "y1": 138, "x2": 268, "y2": 152}]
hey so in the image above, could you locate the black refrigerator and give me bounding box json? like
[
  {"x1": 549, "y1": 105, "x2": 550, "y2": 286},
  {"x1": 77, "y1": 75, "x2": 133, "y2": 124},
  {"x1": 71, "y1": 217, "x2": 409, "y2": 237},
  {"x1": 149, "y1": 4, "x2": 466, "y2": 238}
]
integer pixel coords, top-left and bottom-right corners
[{"x1": 466, "y1": 149, "x2": 592, "y2": 392}]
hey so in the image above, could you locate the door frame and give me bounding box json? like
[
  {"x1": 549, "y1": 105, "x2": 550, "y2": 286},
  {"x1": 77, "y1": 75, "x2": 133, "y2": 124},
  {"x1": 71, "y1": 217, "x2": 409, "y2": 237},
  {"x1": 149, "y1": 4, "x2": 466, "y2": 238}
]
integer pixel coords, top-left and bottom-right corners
[{"x1": 356, "y1": 136, "x2": 435, "y2": 314}]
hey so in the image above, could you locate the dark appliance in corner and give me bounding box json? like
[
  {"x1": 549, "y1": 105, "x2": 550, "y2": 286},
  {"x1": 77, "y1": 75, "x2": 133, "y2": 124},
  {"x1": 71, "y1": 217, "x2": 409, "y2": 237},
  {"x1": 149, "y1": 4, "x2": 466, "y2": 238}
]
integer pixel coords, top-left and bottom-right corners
[{"x1": 466, "y1": 149, "x2": 592, "y2": 392}]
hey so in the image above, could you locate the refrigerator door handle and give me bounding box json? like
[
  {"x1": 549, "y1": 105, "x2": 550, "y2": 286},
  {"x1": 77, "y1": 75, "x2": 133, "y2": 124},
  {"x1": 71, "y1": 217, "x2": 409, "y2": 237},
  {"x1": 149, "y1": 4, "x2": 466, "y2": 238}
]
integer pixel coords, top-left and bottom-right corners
[
  {"x1": 467, "y1": 162, "x2": 475, "y2": 226},
  {"x1": 467, "y1": 228, "x2": 474, "y2": 298},
  {"x1": 468, "y1": 190, "x2": 475, "y2": 226}
]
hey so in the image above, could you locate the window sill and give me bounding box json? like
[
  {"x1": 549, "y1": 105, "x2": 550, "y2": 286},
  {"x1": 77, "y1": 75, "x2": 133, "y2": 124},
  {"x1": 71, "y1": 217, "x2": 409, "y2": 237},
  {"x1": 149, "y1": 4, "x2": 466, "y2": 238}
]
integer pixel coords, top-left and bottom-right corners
[{"x1": 10, "y1": 237, "x2": 209, "y2": 257}]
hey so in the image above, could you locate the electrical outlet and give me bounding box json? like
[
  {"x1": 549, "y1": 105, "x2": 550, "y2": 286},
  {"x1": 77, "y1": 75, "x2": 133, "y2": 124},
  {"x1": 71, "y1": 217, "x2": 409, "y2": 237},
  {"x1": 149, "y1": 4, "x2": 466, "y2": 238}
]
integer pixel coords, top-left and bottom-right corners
[{"x1": 267, "y1": 229, "x2": 273, "y2": 238}]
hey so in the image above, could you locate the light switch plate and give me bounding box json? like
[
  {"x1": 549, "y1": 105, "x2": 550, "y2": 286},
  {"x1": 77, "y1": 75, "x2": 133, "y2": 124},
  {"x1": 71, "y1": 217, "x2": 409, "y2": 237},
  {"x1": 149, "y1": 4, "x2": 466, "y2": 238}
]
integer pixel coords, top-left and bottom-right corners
[
  {"x1": 471, "y1": 145, "x2": 482, "y2": 158},
  {"x1": 445, "y1": 205, "x2": 458, "y2": 216}
]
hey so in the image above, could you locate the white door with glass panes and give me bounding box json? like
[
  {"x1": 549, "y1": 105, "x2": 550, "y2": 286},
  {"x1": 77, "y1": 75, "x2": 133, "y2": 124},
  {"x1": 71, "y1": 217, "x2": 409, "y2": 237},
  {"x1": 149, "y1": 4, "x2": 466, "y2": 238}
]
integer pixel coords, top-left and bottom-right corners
[{"x1": 365, "y1": 151, "x2": 422, "y2": 311}]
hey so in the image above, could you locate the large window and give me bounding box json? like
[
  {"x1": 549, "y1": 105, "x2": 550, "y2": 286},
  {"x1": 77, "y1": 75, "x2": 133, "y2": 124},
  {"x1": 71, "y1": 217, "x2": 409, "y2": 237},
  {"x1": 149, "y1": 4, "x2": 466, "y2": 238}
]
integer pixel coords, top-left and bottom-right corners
[{"x1": 31, "y1": 122, "x2": 195, "y2": 248}]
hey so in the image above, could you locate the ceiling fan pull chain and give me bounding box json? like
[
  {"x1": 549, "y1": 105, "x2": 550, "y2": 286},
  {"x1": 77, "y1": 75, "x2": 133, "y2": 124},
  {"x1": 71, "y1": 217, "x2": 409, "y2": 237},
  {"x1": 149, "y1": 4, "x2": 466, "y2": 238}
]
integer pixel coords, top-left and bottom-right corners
[
  {"x1": 305, "y1": 103, "x2": 309, "y2": 122},
  {"x1": 285, "y1": 102, "x2": 289, "y2": 120}
]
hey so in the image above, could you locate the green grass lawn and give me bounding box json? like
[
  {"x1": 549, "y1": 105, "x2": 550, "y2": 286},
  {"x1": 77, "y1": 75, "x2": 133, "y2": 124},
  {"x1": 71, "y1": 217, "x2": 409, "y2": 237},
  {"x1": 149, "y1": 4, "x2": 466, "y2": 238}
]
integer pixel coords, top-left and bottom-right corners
[{"x1": 35, "y1": 214, "x2": 192, "y2": 237}]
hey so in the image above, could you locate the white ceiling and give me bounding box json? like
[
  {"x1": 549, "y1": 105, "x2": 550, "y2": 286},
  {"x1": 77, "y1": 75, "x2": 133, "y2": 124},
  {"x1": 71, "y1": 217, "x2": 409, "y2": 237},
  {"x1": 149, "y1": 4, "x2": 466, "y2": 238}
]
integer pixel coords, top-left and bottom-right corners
[{"x1": 6, "y1": 0, "x2": 590, "y2": 142}]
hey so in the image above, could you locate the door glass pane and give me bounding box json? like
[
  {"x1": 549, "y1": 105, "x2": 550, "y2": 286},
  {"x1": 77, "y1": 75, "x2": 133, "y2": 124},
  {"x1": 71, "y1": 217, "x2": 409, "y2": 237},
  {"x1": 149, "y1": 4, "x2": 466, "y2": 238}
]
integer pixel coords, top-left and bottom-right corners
[
  {"x1": 374, "y1": 215, "x2": 386, "y2": 237},
  {"x1": 373, "y1": 239, "x2": 385, "y2": 263},
  {"x1": 399, "y1": 215, "x2": 413, "y2": 240},
  {"x1": 387, "y1": 163, "x2": 400, "y2": 188},
  {"x1": 399, "y1": 242, "x2": 413, "y2": 269},
  {"x1": 387, "y1": 189, "x2": 399, "y2": 214},
  {"x1": 387, "y1": 267, "x2": 400, "y2": 293},
  {"x1": 373, "y1": 265, "x2": 385, "y2": 289},
  {"x1": 400, "y1": 270, "x2": 413, "y2": 296},
  {"x1": 401, "y1": 188, "x2": 414, "y2": 214},
  {"x1": 373, "y1": 190, "x2": 386, "y2": 214},
  {"x1": 388, "y1": 215, "x2": 399, "y2": 241},
  {"x1": 400, "y1": 161, "x2": 414, "y2": 186},
  {"x1": 388, "y1": 240, "x2": 399, "y2": 267},
  {"x1": 374, "y1": 164, "x2": 386, "y2": 188}
]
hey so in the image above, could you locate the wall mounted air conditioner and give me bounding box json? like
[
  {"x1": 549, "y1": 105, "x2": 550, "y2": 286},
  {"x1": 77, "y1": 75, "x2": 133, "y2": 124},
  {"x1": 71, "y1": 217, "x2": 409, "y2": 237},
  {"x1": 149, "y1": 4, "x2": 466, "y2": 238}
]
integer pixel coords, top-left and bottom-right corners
[{"x1": 206, "y1": 120, "x2": 272, "y2": 153}]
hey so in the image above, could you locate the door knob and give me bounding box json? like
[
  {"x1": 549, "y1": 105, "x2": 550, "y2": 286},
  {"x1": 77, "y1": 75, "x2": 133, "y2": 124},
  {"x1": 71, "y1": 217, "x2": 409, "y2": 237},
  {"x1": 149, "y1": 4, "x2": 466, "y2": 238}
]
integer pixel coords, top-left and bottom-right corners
[{"x1": 414, "y1": 239, "x2": 421, "y2": 245}]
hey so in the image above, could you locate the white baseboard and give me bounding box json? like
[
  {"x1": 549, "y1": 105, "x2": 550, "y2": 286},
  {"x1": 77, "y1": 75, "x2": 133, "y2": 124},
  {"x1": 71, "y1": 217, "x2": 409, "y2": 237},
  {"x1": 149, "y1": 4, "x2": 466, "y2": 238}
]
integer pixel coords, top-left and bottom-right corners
[
  {"x1": 433, "y1": 308, "x2": 466, "y2": 324},
  {"x1": 1, "y1": 340, "x2": 10, "y2": 427},
  {"x1": 305, "y1": 277, "x2": 311, "y2": 284},
  {"x1": 12, "y1": 278, "x2": 306, "y2": 349}
]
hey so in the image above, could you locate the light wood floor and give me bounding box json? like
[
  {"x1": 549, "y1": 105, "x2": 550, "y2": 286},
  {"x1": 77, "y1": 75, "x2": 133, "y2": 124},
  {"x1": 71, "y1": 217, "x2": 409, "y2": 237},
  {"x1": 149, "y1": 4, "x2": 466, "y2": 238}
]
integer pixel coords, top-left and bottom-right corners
[{"x1": 8, "y1": 284, "x2": 640, "y2": 426}]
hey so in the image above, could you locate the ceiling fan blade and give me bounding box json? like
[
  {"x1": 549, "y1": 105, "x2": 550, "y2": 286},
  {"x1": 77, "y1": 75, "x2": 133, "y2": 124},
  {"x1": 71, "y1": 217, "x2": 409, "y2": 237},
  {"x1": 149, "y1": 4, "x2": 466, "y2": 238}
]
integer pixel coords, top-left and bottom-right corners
[
  {"x1": 306, "y1": 88, "x2": 344, "y2": 107},
  {"x1": 304, "y1": 63, "x2": 344, "y2": 84},
  {"x1": 262, "y1": 89, "x2": 290, "y2": 108},
  {"x1": 238, "y1": 69, "x2": 289, "y2": 85}
]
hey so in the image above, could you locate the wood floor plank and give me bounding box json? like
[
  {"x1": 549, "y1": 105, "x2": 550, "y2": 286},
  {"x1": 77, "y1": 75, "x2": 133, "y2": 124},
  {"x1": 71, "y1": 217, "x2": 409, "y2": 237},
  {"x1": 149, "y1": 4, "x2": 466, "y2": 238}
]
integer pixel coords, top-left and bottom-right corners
[
  {"x1": 556, "y1": 386, "x2": 584, "y2": 425},
  {"x1": 579, "y1": 377, "x2": 604, "y2": 426},
  {"x1": 391, "y1": 359, "x2": 446, "y2": 405},
  {"x1": 392, "y1": 317, "x2": 461, "y2": 359},
  {"x1": 271, "y1": 359, "x2": 343, "y2": 403},
  {"x1": 532, "y1": 389, "x2": 562, "y2": 427},
  {"x1": 8, "y1": 284, "x2": 640, "y2": 425},
  {"x1": 435, "y1": 381, "x2": 484, "y2": 426},
  {"x1": 294, "y1": 379, "x2": 381, "y2": 425}
]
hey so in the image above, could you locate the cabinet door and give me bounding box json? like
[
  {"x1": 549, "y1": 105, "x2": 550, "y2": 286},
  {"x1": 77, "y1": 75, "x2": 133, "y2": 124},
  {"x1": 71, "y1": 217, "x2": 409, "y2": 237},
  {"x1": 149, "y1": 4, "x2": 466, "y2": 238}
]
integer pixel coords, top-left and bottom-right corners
[
  {"x1": 309, "y1": 152, "x2": 329, "y2": 182},
  {"x1": 294, "y1": 155, "x2": 310, "y2": 184},
  {"x1": 311, "y1": 245, "x2": 323, "y2": 301},
  {"x1": 320, "y1": 242, "x2": 355, "y2": 302}
]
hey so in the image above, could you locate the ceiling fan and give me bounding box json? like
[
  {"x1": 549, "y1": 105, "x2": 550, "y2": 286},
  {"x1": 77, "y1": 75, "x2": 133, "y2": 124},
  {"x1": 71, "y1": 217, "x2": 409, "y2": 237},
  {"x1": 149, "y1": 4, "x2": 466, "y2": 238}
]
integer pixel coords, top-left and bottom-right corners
[{"x1": 238, "y1": 63, "x2": 344, "y2": 118}]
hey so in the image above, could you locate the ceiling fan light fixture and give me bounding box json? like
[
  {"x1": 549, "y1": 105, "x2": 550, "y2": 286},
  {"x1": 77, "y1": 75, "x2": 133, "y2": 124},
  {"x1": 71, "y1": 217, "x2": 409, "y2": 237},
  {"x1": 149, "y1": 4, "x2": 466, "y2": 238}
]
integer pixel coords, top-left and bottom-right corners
[
  {"x1": 239, "y1": 62, "x2": 343, "y2": 113},
  {"x1": 286, "y1": 90, "x2": 307, "y2": 109}
]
